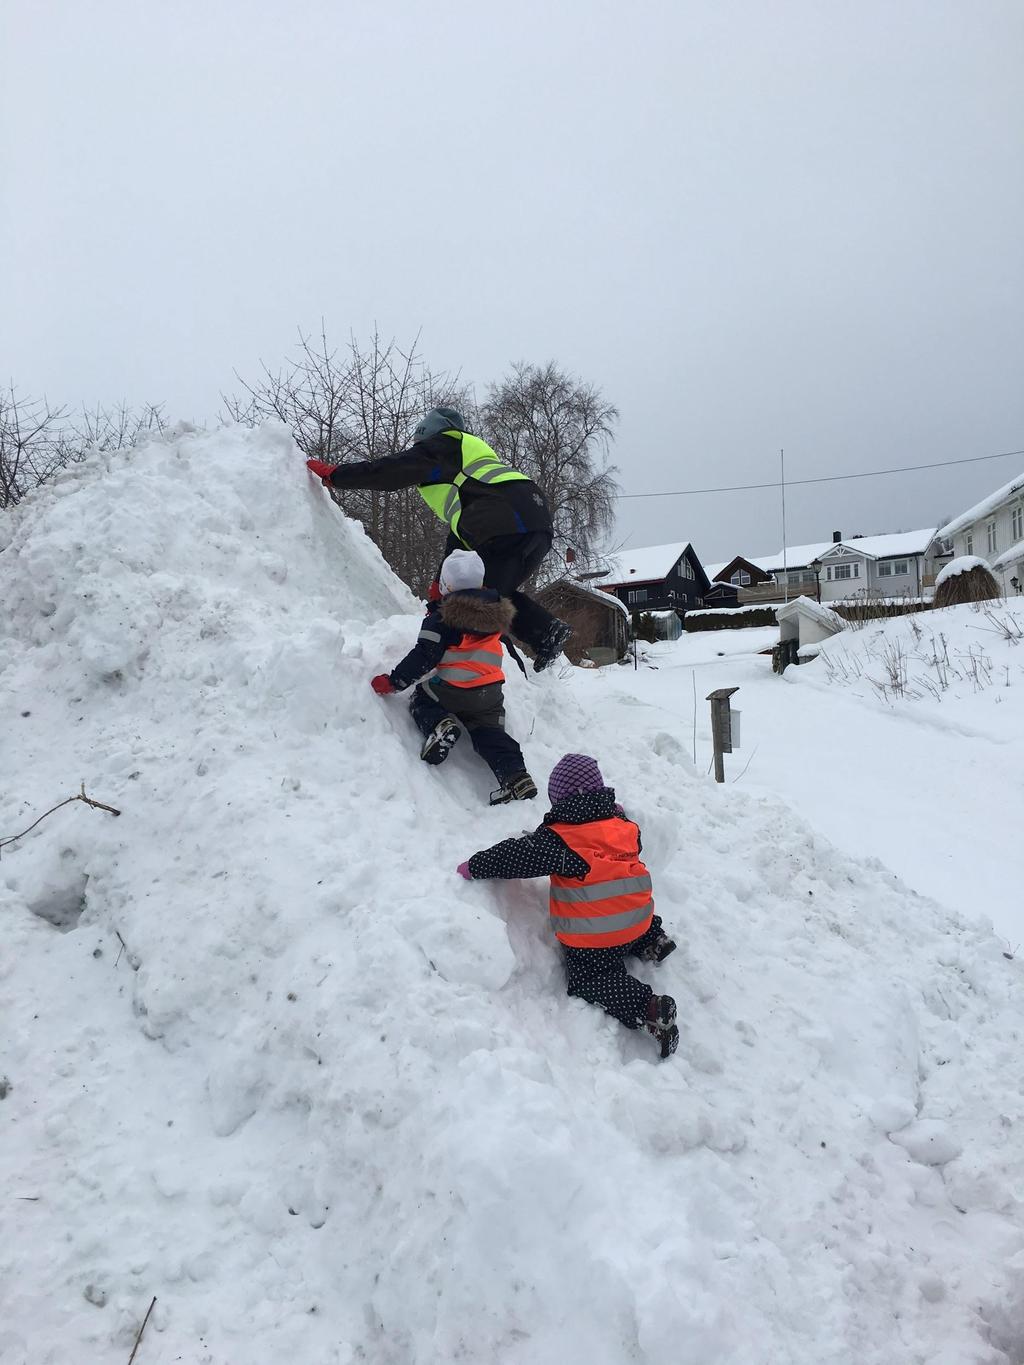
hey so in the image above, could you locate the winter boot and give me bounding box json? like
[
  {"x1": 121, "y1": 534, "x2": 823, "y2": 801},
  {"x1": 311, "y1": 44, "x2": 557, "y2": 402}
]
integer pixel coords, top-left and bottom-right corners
[
  {"x1": 488, "y1": 771, "x2": 539, "y2": 805},
  {"x1": 532, "y1": 618, "x2": 573, "y2": 673},
  {"x1": 644, "y1": 995, "x2": 679, "y2": 1059},
  {"x1": 636, "y1": 930, "x2": 677, "y2": 964},
  {"x1": 420, "y1": 716, "x2": 462, "y2": 766}
]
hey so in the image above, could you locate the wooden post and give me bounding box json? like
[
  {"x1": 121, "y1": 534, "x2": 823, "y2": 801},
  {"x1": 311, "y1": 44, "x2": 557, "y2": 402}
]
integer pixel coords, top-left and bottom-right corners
[{"x1": 706, "y1": 687, "x2": 739, "y2": 783}]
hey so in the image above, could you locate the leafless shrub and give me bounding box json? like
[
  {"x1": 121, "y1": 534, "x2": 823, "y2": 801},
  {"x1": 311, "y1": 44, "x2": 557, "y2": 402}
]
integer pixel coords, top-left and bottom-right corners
[
  {"x1": 834, "y1": 588, "x2": 930, "y2": 631},
  {"x1": 76, "y1": 401, "x2": 166, "y2": 453},
  {"x1": 0, "y1": 388, "x2": 166, "y2": 510},
  {"x1": 866, "y1": 639, "x2": 911, "y2": 701},
  {"x1": 978, "y1": 609, "x2": 1024, "y2": 645},
  {"x1": 934, "y1": 563, "x2": 1001, "y2": 608},
  {"x1": 0, "y1": 386, "x2": 72, "y2": 509},
  {"x1": 822, "y1": 651, "x2": 864, "y2": 685}
]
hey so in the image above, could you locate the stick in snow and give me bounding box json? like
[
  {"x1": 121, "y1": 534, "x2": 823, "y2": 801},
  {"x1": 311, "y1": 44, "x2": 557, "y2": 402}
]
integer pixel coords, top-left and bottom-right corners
[
  {"x1": 0, "y1": 783, "x2": 121, "y2": 856},
  {"x1": 127, "y1": 1296, "x2": 156, "y2": 1365}
]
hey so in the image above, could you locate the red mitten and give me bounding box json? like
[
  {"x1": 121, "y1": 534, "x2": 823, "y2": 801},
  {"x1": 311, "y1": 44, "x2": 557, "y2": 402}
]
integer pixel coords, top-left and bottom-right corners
[
  {"x1": 370, "y1": 673, "x2": 396, "y2": 696},
  {"x1": 456, "y1": 862, "x2": 473, "y2": 880},
  {"x1": 306, "y1": 459, "x2": 335, "y2": 484}
]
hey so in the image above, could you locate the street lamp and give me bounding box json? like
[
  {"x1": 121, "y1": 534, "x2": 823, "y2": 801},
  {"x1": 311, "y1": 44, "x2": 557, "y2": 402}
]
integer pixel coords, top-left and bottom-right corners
[{"x1": 810, "y1": 557, "x2": 822, "y2": 604}]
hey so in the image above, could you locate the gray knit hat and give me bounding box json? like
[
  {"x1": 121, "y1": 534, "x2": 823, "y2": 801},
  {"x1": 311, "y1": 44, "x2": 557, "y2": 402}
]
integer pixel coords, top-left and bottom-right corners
[{"x1": 411, "y1": 407, "x2": 467, "y2": 444}]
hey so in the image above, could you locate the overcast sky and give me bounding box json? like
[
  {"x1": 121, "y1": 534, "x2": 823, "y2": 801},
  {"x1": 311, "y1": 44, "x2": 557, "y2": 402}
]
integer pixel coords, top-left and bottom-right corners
[{"x1": 3, "y1": 0, "x2": 1022, "y2": 564}]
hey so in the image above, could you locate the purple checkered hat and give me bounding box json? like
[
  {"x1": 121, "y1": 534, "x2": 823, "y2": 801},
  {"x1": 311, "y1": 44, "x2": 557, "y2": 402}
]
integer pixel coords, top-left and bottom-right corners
[{"x1": 548, "y1": 753, "x2": 606, "y2": 806}]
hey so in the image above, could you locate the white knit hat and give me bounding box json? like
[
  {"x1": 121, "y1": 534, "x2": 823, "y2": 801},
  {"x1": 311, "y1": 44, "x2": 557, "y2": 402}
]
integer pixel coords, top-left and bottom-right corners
[{"x1": 439, "y1": 549, "x2": 485, "y2": 596}]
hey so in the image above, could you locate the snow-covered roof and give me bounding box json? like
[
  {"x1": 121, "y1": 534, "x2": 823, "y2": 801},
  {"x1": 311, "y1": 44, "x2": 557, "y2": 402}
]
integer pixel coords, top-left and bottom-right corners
[
  {"x1": 541, "y1": 576, "x2": 632, "y2": 619},
  {"x1": 750, "y1": 528, "x2": 938, "y2": 571},
  {"x1": 595, "y1": 540, "x2": 693, "y2": 585},
  {"x1": 569, "y1": 579, "x2": 632, "y2": 617},
  {"x1": 703, "y1": 562, "x2": 728, "y2": 583},
  {"x1": 993, "y1": 540, "x2": 1024, "y2": 571},
  {"x1": 939, "y1": 471, "x2": 1024, "y2": 539},
  {"x1": 752, "y1": 541, "x2": 833, "y2": 572},
  {"x1": 776, "y1": 595, "x2": 845, "y2": 632},
  {"x1": 828, "y1": 528, "x2": 937, "y2": 560}
]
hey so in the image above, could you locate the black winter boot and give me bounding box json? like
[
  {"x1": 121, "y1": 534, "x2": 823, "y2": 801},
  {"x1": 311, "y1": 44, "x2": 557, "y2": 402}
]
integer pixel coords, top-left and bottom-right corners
[
  {"x1": 420, "y1": 716, "x2": 462, "y2": 765},
  {"x1": 488, "y1": 771, "x2": 539, "y2": 805},
  {"x1": 644, "y1": 995, "x2": 679, "y2": 1059},
  {"x1": 532, "y1": 619, "x2": 572, "y2": 673},
  {"x1": 636, "y1": 931, "x2": 677, "y2": 964}
]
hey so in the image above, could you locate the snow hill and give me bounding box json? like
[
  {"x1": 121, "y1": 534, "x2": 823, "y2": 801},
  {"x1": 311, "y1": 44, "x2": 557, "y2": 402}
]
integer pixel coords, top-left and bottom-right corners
[{"x1": 3, "y1": 426, "x2": 1024, "y2": 1365}]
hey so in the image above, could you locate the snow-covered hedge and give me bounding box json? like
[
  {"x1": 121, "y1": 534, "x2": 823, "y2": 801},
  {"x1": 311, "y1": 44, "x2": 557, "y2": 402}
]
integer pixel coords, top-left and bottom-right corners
[{"x1": 685, "y1": 606, "x2": 778, "y2": 631}]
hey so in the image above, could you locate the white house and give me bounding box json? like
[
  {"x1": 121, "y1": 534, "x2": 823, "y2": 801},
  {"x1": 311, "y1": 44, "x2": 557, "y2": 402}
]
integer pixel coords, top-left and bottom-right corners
[
  {"x1": 745, "y1": 528, "x2": 943, "y2": 604},
  {"x1": 938, "y1": 471, "x2": 1024, "y2": 597}
]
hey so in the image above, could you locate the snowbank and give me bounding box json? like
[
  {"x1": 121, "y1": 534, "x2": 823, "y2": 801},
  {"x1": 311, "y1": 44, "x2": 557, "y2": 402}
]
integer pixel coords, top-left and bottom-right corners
[{"x1": 3, "y1": 426, "x2": 1024, "y2": 1364}]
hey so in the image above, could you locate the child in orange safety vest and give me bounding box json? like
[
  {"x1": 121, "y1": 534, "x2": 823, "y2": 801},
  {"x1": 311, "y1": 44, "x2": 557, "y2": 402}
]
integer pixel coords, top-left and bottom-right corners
[
  {"x1": 457, "y1": 753, "x2": 679, "y2": 1057},
  {"x1": 370, "y1": 549, "x2": 538, "y2": 806}
]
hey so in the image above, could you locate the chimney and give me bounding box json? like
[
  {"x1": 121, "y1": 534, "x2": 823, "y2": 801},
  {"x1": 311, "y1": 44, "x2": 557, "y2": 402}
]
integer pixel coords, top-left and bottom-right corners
[{"x1": 832, "y1": 530, "x2": 842, "y2": 543}]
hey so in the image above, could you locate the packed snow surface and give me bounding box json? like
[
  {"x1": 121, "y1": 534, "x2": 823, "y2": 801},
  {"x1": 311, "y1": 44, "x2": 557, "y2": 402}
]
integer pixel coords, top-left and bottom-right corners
[{"x1": 3, "y1": 426, "x2": 1024, "y2": 1364}]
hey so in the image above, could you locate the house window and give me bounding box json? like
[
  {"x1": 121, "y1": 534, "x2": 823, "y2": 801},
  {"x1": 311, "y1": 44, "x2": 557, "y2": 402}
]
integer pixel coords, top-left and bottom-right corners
[
  {"x1": 787, "y1": 571, "x2": 804, "y2": 585},
  {"x1": 965, "y1": 532, "x2": 973, "y2": 555},
  {"x1": 987, "y1": 520, "x2": 998, "y2": 554},
  {"x1": 1013, "y1": 505, "x2": 1023, "y2": 542},
  {"x1": 627, "y1": 589, "x2": 648, "y2": 605},
  {"x1": 730, "y1": 570, "x2": 752, "y2": 585},
  {"x1": 878, "y1": 559, "x2": 910, "y2": 577},
  {"x1": 677, "y1": 559, "x2": 694, "y2": 581},
  {"x1": 831, "y1": 563, "x2": 852, "y2": 580}
]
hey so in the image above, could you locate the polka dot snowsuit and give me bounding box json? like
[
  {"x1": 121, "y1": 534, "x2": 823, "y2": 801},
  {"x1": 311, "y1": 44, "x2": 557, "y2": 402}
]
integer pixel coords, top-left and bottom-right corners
[{"x1": 466, "y1": 788, "x2": 670, "y2": 1029}]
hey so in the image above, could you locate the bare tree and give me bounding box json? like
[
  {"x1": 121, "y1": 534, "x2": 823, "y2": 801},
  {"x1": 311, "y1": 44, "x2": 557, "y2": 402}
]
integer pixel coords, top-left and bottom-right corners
[
  {"x1": 225, "y1": 326, "x2": 470, "y2": 592},
  {"x1": 0, "y1": 388, "x2": 168, "y2": 511},
  {"x1": 75, "y1": 401, "x2": 166, "y2": 453},
  {"x1": 479, "y1": 361, "x2": 619, "y2": 582},
  {"x1": 0, "y1": 386, "x2": 71, "y2": 510}
]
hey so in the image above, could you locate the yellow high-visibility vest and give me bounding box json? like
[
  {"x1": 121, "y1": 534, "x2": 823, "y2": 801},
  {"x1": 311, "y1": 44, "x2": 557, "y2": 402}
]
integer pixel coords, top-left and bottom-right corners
[{"x1": 417, "y1": 432, "x2": 529, "y2": 543}]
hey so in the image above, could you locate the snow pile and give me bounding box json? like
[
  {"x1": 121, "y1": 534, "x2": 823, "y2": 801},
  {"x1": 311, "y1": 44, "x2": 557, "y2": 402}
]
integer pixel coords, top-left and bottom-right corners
[
  {"x1": 935, "y1": 554, "x2": 992, "y2": 588},
  {"x1": 3, "y1": 426, "x2": 1024, "y2": 1364}
]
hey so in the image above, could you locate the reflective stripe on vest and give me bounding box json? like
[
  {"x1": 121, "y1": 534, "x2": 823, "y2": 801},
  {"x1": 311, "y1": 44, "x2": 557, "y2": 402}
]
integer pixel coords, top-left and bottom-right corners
[
  {"x1": 417, "y1": 432, "x2": 529, "y2": 544},
  {"x1": 547, "y1": 817, "x2": 655, "y2": 948},
  {"x1": 433, "y1": 632, "x2": 505, "y2": 688}
]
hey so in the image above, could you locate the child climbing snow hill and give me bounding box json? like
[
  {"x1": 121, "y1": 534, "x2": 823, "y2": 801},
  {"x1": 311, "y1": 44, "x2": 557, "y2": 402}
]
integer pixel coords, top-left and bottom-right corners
[
  {"x1": 457, "y1": 753, "x2": 679, "y2": 1057},
  {"x1": 370, "y1": 550, "x2": 538, "y2": 806}
]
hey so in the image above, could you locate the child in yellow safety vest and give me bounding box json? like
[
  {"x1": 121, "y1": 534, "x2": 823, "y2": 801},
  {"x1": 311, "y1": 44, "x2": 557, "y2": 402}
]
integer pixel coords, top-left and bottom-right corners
[
  {"x1": 457, "y1": 753, "x2": 679, "y2": 1057},
  {"x1": 370, "y1": 550, "x2": 538, "y2": 806}
]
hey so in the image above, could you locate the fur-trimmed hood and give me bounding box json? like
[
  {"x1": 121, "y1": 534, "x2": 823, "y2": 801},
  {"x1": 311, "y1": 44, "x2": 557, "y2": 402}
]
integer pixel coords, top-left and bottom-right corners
[{"x1": 440, "y1": 588, "x2": 515, "y2": 636}]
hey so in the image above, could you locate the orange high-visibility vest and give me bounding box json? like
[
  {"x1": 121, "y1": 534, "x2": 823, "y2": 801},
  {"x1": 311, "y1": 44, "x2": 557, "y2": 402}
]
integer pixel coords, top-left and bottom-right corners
[
  {"x1": 434, "y1": 632, "x2": 505, "y2": 688},
  {"x1": 547, "y1": 817, "x2": 654, "y2": 949}
]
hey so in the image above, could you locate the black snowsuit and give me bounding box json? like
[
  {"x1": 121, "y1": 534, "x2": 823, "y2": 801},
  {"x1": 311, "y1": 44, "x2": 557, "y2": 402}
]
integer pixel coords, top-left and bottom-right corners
[
  {"x1": 387, "y1": 588, "x2": 529, "y2": 786},
  {"x1": 325, "y1": 434, "x2": 557, "y2": 653},
  {"x1": 466, "y1": 788, "x2": 670, "y2": 1029}
]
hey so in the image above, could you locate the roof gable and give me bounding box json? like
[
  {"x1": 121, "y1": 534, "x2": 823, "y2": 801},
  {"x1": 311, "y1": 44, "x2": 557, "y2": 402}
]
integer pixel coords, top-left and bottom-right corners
[{"x1": 597, "y1": 540, "x2": 693, "y2": 585}]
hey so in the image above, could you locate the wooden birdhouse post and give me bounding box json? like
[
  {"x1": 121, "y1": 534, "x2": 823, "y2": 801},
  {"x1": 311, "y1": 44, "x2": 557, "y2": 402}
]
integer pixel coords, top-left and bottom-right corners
[{"x1": 706, "y1": 686, "x2": 739, "y2": 783}]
